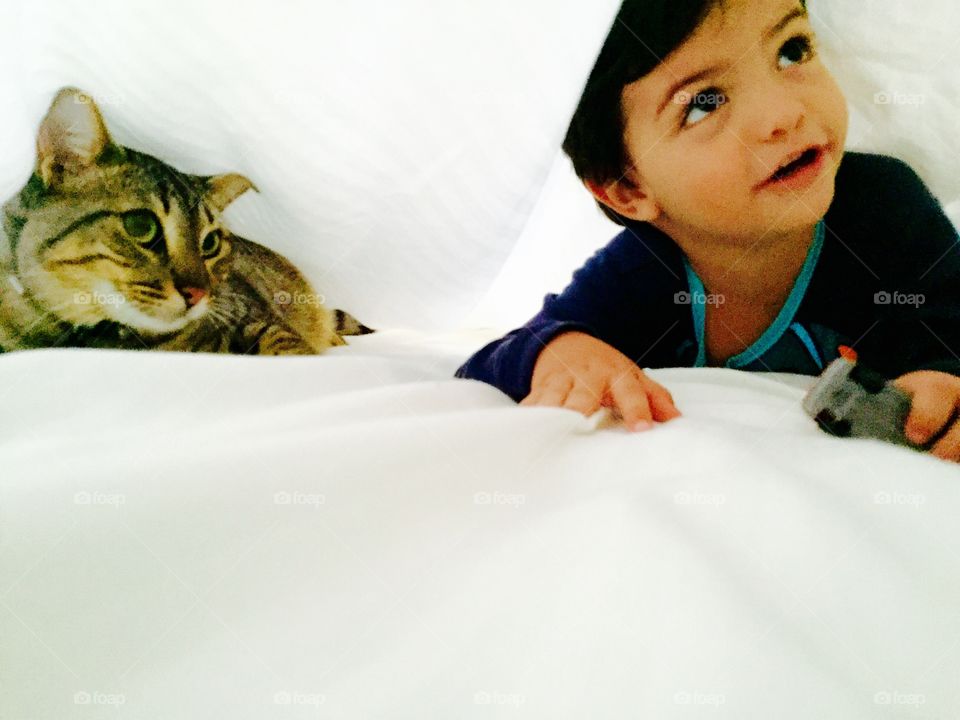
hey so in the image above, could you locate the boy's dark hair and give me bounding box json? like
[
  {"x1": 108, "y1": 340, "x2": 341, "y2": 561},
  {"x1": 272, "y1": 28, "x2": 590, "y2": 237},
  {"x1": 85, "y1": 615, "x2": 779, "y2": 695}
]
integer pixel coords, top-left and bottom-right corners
[{"x1": 563, "y1": 0, "x2": 806, "y2": 225}]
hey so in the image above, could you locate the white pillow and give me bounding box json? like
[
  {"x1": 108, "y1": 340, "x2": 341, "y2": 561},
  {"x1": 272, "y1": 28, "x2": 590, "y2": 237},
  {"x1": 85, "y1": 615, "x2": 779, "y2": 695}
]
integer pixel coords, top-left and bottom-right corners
[{"x1": 0, "y1": 0, "x2": 621, "y2": 330}]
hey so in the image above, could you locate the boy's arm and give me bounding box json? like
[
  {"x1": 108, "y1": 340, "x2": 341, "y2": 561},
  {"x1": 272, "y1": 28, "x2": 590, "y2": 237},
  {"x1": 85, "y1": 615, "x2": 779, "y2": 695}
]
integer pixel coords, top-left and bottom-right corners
[
  {"x1": 454, "y1": 311, "x2": 594, "y2": 403},
  {"x1": 857, "y1": 157, "x2": 960, "y2": 379},
  {"x1": 455, "y1": 233, "x2": 661, "y2": 402}
]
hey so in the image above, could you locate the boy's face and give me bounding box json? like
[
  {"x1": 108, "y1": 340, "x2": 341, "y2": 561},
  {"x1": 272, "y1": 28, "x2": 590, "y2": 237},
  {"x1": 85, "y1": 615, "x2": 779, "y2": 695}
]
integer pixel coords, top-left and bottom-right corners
[{"x1": 603, "y1": 0, "x2": 848, "y2": 241}]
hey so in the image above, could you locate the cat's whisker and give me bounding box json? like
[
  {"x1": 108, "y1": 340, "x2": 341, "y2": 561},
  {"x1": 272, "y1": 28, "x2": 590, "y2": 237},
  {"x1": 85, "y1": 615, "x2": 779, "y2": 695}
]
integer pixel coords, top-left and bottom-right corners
[
  {"x1": 207, "y1": 299, "x2": 244, "y2": 323},
  {"x1": 208, "y1": 309, "x2": 237, "y2": 331},
  {"x1": 207, "y1": 310, "x2": 231, "y2": 333},
  {"x1": 126, "y1": 288, "x2": 167, "y2": 301},
  {"x1": 127, "y1": 298, "x2": 158, "y2": 309},
  {"x1": 128, "y1": 284, "x2": 172, "y2": 299}
]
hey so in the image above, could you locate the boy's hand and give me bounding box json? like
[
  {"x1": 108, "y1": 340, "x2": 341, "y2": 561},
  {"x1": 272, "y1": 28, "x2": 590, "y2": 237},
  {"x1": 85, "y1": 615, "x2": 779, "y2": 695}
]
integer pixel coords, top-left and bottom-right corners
[
  {"x1": 520, "y1": 331, "x2": 682, "y2": 431},
  {"x1": 893, "y1": 371, "x2": 960, "y2": 462}
]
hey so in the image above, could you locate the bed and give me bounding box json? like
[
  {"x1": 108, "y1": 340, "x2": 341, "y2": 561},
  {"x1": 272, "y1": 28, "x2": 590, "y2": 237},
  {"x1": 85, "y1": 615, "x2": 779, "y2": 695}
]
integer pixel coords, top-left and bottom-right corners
[{"x1": 2, "y1": 1, "x2": 960, "y2": 718}]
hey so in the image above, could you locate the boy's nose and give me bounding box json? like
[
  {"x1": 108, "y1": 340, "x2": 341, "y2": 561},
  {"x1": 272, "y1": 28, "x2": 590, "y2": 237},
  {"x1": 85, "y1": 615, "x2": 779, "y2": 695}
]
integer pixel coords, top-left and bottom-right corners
[{"x1": 749, "y1": 79, "x2": 807, "y2": 143}]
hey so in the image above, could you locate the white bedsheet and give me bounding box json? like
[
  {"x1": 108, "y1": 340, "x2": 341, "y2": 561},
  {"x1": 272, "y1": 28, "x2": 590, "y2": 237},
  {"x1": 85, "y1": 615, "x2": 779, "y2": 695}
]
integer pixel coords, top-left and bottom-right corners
[{"x1": 2, "y1": 331, "x2": 959, "y2": 718}]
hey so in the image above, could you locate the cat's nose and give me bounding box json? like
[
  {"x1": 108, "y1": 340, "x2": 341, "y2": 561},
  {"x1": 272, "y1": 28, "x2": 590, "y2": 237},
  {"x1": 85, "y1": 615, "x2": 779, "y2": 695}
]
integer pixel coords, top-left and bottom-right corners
[{"x1": 178, "y1": 286, "x2": 207, "y2": 307}]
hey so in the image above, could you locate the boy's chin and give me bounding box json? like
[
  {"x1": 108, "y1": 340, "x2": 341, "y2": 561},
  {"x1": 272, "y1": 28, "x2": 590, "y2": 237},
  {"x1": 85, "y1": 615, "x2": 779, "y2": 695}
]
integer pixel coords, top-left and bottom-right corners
[{"x1": 758, "y1": 175, "x2": 837, "y2": 233}]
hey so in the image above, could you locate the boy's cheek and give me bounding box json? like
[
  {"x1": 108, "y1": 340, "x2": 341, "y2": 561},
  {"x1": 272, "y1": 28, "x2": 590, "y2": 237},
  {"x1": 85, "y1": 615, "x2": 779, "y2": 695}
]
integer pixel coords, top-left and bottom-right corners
[{"x1": 813, "y1": 69, "x2": 850, "y2": 152}]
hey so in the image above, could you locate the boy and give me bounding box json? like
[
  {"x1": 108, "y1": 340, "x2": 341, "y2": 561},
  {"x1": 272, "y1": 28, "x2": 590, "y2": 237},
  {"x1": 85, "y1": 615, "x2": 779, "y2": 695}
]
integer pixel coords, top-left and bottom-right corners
[{"x1": 456, "y1": 0, "x2": 960, "y2": 462}]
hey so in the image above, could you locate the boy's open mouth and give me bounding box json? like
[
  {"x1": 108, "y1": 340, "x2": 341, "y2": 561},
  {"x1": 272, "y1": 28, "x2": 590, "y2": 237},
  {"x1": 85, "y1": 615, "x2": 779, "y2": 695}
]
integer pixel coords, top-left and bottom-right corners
[{"x1": 758, "y1": 145, "x2": 825, "y2": 188}]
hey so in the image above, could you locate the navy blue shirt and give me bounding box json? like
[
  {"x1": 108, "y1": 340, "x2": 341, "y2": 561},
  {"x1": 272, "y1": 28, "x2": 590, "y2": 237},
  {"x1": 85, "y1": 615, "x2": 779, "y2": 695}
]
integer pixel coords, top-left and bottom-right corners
[{"x1": 456, "y1": 152, "x2": 960, "y2": 402}]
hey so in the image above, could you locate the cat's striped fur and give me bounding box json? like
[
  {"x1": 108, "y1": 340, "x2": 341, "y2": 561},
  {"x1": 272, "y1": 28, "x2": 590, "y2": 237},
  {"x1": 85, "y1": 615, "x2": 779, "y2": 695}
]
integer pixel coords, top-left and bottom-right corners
[{"x1": 0, "y1": 87, "x2": 371, "y2": 355}]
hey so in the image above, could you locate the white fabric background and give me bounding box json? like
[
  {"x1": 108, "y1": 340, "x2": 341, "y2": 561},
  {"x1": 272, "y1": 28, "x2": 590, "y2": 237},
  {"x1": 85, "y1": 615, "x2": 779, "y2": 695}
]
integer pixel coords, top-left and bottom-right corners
[
  {"x1": 0, "y1": 0, "x2": 621, "y2": 331},
  {"x1": 0, "y1": 1, "x2": 956, "y2": 332},
  {"x1": 3, "y1": 334, "x2": 960, "y2": 719}
]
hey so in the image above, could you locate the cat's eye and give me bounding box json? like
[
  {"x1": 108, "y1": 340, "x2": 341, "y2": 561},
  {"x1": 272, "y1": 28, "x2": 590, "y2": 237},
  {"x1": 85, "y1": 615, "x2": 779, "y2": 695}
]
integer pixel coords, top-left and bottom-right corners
[
  {"x1": 200, "y1": 230, "x2": 221, "y2": 258},
  {"x1": 122, "y1": 210, "x2": 163, "y2": 248}
]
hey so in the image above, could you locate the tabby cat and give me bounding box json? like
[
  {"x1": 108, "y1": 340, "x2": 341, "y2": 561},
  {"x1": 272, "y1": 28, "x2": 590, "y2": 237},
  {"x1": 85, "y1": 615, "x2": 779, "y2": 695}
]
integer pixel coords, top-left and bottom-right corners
[{"x1": 0, "y1": 87, "x2": 370, "y2": 355}]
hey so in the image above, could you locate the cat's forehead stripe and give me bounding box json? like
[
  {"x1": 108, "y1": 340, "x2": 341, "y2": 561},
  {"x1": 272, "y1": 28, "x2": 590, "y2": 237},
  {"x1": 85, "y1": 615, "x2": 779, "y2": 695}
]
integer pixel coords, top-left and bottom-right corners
[
  {"x1": 131, "y1": 151, "x2": 204, "y2": 218},
  {"x1": 160, "y1": 167, "x2": 199, "y2": 213},
  {"x1": 40, "y1": 210, "x2": 116, "y2": 251},
  {"x1": 159, "y1": 181, "x2": 172, "y2": 215}
]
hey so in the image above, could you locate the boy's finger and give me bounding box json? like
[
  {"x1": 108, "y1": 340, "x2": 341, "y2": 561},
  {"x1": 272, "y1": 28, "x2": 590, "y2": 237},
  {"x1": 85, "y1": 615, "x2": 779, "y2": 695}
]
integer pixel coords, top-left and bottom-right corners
[
  {"x1": 563, "y1": 384, "x2": 603, "y2": 417},
  {"x1": 608, "y1": 373, "x2": 654, "y2": 431},
  {"x1": 525, "y1": 376, "x2": 574, "y2": 409},
  {"x1": 931, "y1": 420, "x2": 960, "y2": 462},
  {"x1": 519, "y1": 384, "x2": 546, "y2": 406},
  {"x1": 640, "y1": 377, "x2": 682, "y2": 421},
  {"x1": 902, "y1": 388, "x2": 956, "y2": 445},
  {"x1": 519, "y1": 392, "x2": 540, "y2": 407}
]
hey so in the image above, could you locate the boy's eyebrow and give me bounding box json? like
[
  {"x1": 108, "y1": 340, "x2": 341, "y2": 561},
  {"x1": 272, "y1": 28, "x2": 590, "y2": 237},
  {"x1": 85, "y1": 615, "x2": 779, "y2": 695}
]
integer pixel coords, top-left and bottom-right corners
[
  {"x1": 655, "y1": 5, "x2": 809, "y2": 118},
  {"x1": 764, "y1": 6, "x2": 808, "y2": 41}
]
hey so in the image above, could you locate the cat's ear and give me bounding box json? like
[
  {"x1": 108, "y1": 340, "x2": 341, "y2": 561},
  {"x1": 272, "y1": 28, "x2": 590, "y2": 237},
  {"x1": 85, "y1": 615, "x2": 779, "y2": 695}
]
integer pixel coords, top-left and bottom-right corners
[
  {"x1": 36, "y1": 87, "x2": 117, "y2": 187},
  {"x1": 203, "y1": 173, "x2": 259, "y2": 212}
]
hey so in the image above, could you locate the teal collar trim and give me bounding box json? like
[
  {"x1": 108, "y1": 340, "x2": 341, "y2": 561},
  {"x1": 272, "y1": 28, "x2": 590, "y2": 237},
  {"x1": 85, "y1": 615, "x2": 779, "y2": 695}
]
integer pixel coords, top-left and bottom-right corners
[{"x1": 683, "y1": 219, "x2": 826, "y2": 369}]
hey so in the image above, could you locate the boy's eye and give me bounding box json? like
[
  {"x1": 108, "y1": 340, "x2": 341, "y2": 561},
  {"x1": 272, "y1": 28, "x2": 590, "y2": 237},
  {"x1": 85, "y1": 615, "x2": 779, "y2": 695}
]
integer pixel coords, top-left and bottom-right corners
[
  {"x1": 678, "y1": 34, "x2": 816, "y2": 129},
  {"x1": 681, "y1": 88, "x2": 727, "y2": 128},
  {"x1": 778, "y1": 34, "x2": 815, "y2": 69}
]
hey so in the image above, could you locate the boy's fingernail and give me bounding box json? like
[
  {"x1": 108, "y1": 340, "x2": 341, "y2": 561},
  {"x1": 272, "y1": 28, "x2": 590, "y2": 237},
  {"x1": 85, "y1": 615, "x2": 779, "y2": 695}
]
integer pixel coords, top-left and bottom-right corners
[{"x1": 632, "y1": 420, "x2": 654, "y2": 432}]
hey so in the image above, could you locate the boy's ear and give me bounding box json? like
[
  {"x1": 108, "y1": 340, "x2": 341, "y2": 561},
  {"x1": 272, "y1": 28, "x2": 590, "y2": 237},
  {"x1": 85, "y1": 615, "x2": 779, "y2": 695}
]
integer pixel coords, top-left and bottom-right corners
[{"x1": 584, "y1": 169, "x2": 661, "y2": 223}]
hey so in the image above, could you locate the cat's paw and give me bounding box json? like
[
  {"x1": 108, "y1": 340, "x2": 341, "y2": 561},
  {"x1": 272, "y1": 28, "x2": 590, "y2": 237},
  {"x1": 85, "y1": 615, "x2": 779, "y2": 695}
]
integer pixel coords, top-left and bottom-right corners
[{"x1": 238, "y1": 322, "x2": 317, "y2": 355}]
